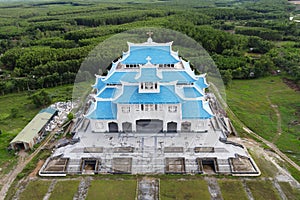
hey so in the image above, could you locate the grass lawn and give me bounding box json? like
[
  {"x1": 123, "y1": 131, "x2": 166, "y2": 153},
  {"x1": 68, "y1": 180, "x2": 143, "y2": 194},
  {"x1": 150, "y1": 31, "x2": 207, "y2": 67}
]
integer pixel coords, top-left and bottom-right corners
[
  {"x1": 86, "y1": 179, "x2": 137, "y2": 200},
  {"x1": 0, "y1": 85, "x2": 73, "y2": 174},
  {"x1": 246, "y1": 180, "x2": 281, "y2": 200},
  {"x1": 249, "y1": 149, "x2": 278, "y2": 178},
  {"x1": 49, "y1": 180, "x2": 80, "y2": 200},
  {"x1": 19, "y1": 180, "x2": 51, "y2": 200},
  {"x1": 0, "y1": 91, "x2": 39, "y2": 176},
  {"x1": 278, "y1": 181, "x2": 300, "y2": 200},
  {"x1": 160, "y1": 179, "x2": 210, "y2": 200},
  {"x1": 227, "y1": 76, "x2": 300, "y2": 166},
  {"x1": 218, "y1": 179, "x2": 248, "y2": 200}
]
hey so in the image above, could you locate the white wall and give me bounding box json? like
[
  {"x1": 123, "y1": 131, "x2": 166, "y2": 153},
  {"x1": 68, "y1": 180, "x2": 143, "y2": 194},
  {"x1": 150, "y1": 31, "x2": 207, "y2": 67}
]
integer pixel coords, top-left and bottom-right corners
[
  {"x1": 90, "y1": 104, "x2": 209, "y2": 133},
  {"x1": 90, "y1": 119, "x2": 118, "y2": 132},
  {"x1": 117, "y1": 104, "x2": 181, "y2": 132},
  {"x1": 188, "y1": 119, "x2": 209, "y2": 132}
]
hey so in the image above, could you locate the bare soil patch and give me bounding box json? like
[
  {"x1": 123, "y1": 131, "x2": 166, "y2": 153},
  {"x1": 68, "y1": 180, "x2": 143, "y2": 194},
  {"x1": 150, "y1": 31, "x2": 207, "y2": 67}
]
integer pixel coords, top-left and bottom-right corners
[
  {"x1": 29, "y1": 160, "x2": 44, "y2": 178},
  {"x1": 283, "y1": 78, "x2": 300, "y2": 91}
]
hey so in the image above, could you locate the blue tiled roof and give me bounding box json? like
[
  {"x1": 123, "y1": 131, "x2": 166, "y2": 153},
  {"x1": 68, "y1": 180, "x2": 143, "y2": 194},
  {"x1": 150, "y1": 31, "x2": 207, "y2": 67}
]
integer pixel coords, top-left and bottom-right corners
[
  {"x1": 135, "y1": 68, "x2": 161, "y2": 82},
  {"x1": 104, "y1": 72, "x2": 136, "y2": 84},
  {"x1": 122, "y1": 46, "x2": 179, "y2": 65},
  {"x1": 182, "y1": 101, "x2": 213, "y2": 119},
  {"x1": 97, "y1": 87, "x2": 117, "y2": 98},
  {"x1": 87, "y1": 101, "x2": 117, "y2": 119},
  {"x1": 103, "y1": 71, "x2": 196, "y2": 84},
  {"x1": 161, "y1": 71, "x2": 196, "y2": 83},
  {"x1": 114, "y1": 85, "x2": 181, "y2": 104},
  {"x1": 183, "y1": 87, "x2": 203, "y2": 98},
  {"x1": 94, "y1": 78, "x2": 105, "y2": 91},
  {"x1": 195, "y1": 77, "x2": 208, "y2": 89}
]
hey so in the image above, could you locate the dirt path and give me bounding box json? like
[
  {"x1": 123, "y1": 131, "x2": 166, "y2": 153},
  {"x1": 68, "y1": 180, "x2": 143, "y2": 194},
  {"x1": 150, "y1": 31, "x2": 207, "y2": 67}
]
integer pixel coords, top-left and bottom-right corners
[
  {"x1": 43, "y1": 179, "x2": 57, "y2": 200},
  {"x1": 209, "y1": 82, "x2": 300, "y2": 173},
  {"x1": 137, "y1": 177, "x2": 159, "y2": 200},
  {"x1": 0, "y1": 129, "x2": 58, "y2": 200},
  {"x1": 242, "y1": 126, "x2": 300, "y2": 172},
  {"x1": 73, "y1": 177, "x2": 92, "y2": 200},
  {"x1": 205, "y1": 177, "x2": 223, "y2": 200},
  {"x1": 242, "y1": 180, "x2": 254, "y2": 200},
  {"x1": 29, "y1": 160, "x2": 44, "y2": 178}
]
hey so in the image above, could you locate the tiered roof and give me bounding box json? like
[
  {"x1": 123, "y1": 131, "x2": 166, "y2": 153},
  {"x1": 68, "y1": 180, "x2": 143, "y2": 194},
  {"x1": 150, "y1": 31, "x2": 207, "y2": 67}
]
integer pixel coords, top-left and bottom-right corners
[{"x1": 86, "y1": 38, "x2": 212, "y2": 120}]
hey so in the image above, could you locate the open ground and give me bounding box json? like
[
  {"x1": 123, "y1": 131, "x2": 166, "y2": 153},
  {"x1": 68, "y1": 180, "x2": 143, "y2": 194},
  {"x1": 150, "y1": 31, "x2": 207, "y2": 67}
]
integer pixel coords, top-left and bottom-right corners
[{"x1": 1, "y1": 77, "x2": 299, "y2": 199}]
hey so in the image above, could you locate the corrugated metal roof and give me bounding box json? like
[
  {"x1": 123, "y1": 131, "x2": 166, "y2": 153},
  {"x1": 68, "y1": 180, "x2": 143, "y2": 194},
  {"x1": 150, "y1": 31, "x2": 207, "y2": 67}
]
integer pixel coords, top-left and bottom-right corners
[
  {"x1": 39, "y1": 107, "x2": 57, "y2": 115},
  {"x1": 10, "y1": 108, "x2": 57, "y2": 144}
]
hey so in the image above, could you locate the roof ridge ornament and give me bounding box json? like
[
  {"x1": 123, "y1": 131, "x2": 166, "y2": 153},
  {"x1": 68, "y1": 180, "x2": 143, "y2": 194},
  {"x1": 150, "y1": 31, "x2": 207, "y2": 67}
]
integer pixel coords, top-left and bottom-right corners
[
  {"x1": 146, "y1": 56, "x2": 152, "y2": 64},
  {"x1": 146, "y1": 31, "x2": 153, "y2": 43}
]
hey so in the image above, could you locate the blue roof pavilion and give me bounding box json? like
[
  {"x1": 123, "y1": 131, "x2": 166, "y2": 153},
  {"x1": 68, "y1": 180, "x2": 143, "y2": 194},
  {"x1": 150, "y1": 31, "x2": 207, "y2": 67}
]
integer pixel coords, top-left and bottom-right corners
[{"x1": 86, "y1": 36, "x2": 214, "y2": 133}]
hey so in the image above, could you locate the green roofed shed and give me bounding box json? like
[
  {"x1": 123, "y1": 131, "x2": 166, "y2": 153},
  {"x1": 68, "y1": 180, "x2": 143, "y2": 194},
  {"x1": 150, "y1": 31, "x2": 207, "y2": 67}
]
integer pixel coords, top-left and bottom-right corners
[{"x1": 10, "y1": 107, "x2": 57, "y2": 150}]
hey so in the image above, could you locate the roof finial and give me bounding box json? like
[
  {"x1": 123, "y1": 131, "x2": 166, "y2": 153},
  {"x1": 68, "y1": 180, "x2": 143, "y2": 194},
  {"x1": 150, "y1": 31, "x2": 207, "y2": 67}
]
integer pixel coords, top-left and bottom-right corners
[
  {"x1": 146, "y1": 56, "x2": 152, "y2": 63},
  {"x1": 147, "y1": 31, "x2": 153, "y2": 43}
]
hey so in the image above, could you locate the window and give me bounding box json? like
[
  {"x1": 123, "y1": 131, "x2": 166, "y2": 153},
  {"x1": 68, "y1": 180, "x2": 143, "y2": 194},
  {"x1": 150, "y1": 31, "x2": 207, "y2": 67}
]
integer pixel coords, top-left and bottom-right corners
[
  {"x1": 140, "y1": 104, "x2": 158, "y2": 111},
  {"x1": 145, "y1": 82, "x2": 154, "y2": 89},
  {"x1": 140, "y1": 82, "x2": 159, "y2": 92},
  {"x1": 121, "y1": 106, "x2": 130, "y2": 113},
  {"x1": 144, "y1": 104, "x2": 155, "y2": 111},
  {"x1": 168, "y1": 106, "x2": 177, "y2": 113},
  {"x1": 135, "y1": 104, "x2": 140, "y2": 111},
  {"x1": 125, "y1": 64, "x2": 138, "y2": 68}
]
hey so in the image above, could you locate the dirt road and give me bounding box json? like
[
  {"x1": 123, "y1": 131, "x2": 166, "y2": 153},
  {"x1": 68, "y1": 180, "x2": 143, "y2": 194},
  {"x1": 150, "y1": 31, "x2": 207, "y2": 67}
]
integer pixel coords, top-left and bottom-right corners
[
  {"x1": 0, "y1": 130, "x2": 57, "y2": 200},
  {"x1": 210, "y1": 82, "x2": 300, "y2": 173}
]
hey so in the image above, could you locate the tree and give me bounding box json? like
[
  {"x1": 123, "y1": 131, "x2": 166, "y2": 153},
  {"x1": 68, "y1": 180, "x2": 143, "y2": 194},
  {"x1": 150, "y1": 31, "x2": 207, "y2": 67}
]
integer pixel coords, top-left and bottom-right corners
[
  {"x1": 222, "y1": 70, "x2": 233, "y2": 86},
  {"x1": 30, "y1": 89, "x2": 51, "y2": 108},
  {"x1": 67, "y1": 112, "x2": 74, "y2": 121}
]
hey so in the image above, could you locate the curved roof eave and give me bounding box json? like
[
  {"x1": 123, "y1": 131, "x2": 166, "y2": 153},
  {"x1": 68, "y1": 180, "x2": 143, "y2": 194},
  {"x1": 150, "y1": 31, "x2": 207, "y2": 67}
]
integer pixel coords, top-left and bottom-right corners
[
  {"x1": 203, "y1": 100, "x2": 214, "y2": 117},
  {"x1": 83, "y1": 101, "x2": 97, "y2": 118}
]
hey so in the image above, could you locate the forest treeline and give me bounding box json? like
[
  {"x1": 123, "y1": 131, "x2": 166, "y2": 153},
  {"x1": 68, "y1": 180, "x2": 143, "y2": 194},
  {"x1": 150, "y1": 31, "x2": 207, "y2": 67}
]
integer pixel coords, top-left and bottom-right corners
[{"x1": 0, "y1": 0, "x2": 299, "y2": 94}]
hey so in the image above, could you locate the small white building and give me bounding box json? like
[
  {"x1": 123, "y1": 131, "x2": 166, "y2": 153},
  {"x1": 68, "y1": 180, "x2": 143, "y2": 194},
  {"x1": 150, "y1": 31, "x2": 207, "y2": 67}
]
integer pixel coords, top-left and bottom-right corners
[{"x1": 85, "y1": 37, "x2": 213, "y2": 133}]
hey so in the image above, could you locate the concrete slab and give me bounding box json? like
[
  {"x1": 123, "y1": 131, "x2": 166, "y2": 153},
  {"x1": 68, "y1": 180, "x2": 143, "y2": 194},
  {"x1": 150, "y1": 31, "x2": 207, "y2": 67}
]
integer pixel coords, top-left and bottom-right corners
[{"x1": 112, "y1": 157, "x2": 132, "y2": 174}]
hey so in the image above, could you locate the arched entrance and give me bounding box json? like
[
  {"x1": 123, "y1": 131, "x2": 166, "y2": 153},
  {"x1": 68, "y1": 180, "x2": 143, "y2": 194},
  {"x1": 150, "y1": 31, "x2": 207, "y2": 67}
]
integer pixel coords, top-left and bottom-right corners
[
  {"x1": 167, "y1": 122, "x2": 177, "y2": 132},
  {"x1": 122, "y1": 122, "x2": 132, "y2": 132},
  {"x1": 136, "y1": 119, "x2": 163, "y2": 133},
  {"x1": 108, "y1": 122, "x2": 118, "y2": 132}
]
